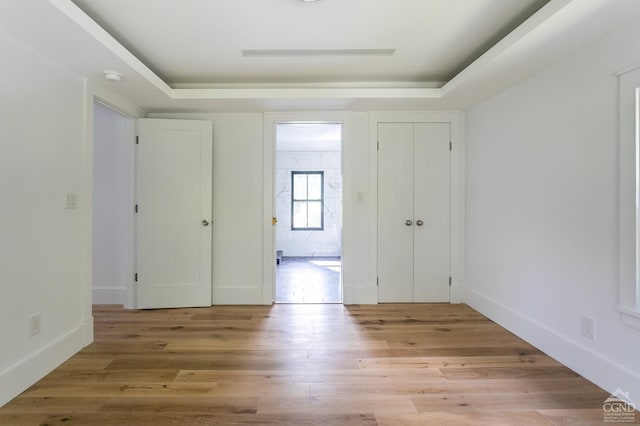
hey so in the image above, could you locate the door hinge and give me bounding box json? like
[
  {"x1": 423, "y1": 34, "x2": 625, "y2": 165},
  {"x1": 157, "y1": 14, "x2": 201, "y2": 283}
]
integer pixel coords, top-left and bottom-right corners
[
  {"x1": 377, "y1": 277, "x2": 379, "y2": 286},
  {"x1": 134, "y1": 273, "x2": 138, "y2": 282},
  {"x1": 377, "y1": 141, "x2": 380, "y2": 151},
  {"x1": 449, "y1": 276, "x2": 452, "y2": 287},
  {"x1": 449, "y1": 141, "x2": 452, "y2": 151},
  {"x1": 135, "y1": 204, "x2": 139, "y2": 213},
  {"x1": 136, "y1": 136, "x2": 139, "y2": 145}
]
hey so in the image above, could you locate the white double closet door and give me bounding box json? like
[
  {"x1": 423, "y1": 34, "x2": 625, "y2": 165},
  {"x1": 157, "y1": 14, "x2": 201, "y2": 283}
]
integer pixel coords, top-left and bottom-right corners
[{"x1": 378, "y1": 122, "x2": 450, "y2": 303}]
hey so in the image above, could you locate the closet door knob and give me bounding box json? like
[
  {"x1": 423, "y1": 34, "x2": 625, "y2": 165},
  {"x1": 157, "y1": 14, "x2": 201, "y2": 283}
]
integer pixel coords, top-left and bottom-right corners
[
  {"x1": 416, "y1": 220, "x2": 424, "y2": 226},
  {"x1": 202, "y1": 219, "x2": 210, "y2": 227},
  {"x1": 405, "y1": 220, "x2": 413, "y2": 226}
]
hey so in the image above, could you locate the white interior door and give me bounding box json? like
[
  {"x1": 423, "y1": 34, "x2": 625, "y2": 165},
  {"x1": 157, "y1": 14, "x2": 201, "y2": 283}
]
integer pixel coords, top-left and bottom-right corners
[
  {"x1": 413, "y1": 123, "x2": 450, "y2": 302},
  {"x1": 136, "y1": 118, "x2": 212, "y2": 309},
  {"x1": 377, "y1": 123, "x2": 415, "y2": 302}
]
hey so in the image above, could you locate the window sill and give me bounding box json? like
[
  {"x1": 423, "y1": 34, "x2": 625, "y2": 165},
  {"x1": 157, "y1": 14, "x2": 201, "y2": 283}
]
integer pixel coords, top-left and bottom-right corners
[{"x1": 618, "y1": 306, "x2": 640, "y2": 330}]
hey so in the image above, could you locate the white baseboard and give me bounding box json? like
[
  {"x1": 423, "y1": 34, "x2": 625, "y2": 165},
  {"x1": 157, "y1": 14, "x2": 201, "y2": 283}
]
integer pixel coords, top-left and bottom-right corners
[
  {"x1": 92, "y1": 286, "x2": 125, "y2": 305},
  {"x1": 350, "y1": 285, "x2": 379, "y2": 304},
  {"x1": 82, "y1": 315, "x2": 94, "y2": 346},
  {"x1": 0, "y1": 325, "x2": 85, "y2": 407},
  {"x1": 212, "y1": 287, "x2": 262, "y2": 305},
  {"x1": 466, "y1": 288, "x2": 640, "y2": 406}
]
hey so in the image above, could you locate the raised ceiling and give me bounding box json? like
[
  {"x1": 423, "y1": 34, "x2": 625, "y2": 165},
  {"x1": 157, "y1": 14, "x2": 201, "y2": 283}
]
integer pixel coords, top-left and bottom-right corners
[
  {"x1": 70, "y1": 0, "x2": 549, "y2": 87},
  {"x1": 1, "y1": 0, "x2": 638, "y2": 112}
]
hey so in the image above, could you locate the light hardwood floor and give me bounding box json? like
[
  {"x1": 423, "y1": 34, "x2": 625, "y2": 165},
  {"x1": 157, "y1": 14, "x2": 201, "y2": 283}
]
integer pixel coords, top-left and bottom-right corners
[{"x1": 0, "y1": 304, "x2": 627, "y2": 425}]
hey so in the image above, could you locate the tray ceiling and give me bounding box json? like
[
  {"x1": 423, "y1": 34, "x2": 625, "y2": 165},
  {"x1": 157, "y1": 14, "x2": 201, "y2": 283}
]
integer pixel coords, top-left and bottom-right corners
[{"x1": 70, "y1": 0, "x2": 550, "y2": 87}]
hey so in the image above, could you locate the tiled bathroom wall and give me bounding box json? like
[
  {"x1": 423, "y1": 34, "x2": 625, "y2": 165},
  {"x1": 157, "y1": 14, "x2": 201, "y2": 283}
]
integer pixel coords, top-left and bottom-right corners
[{"x1": 276, "y1": 151, "x2": 341, "y2": 257}]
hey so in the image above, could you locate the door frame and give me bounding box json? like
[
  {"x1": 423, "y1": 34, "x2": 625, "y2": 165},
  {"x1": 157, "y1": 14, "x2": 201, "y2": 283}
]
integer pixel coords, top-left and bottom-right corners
[
  {"x1": 273, "y1": 121, "x2": 344, "y2": 303},
  {"x1": 263, "y1": 112, "x2": 355, "y2": 305},
  {"x1": 82, "y1": 80, "x2": 144, "y2": 343},
  {"x1": 91, "y1": 101, "x2": 136, "y2": 306},
  {"x1": 369, "y1": 112, "x2": 466, "y2": 303}
]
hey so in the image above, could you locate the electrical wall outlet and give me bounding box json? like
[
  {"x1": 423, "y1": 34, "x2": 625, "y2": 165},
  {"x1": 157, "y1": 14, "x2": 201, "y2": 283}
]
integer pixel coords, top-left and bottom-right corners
[
  {"x1": 29, "y1": 313, "x2": 41, "y2": 337},
  {"x1": 65, "y1": 192, "x2": 77, "y2": 209},
  {"x1": 581, "y1": 315, "x2": 595, "y2": 340}
]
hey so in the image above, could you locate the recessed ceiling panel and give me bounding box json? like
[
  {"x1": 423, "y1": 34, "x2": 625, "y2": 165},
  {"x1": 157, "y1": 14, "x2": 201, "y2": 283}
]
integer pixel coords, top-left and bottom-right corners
[{"x1": 70, "y1": 0, "x2": 550, "y2": 86}]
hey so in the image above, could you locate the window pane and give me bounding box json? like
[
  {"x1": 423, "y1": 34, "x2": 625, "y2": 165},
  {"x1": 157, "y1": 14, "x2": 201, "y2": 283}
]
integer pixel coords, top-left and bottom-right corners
[
  {"x1": 308, "y1": 174, "x2": 322, "y2": 200},
  {"x1": 307, "y1": 201, "x2": 322, "y2": 228},
  {"x1": 292, "y1": 201, "x2": 308, "y2": 228},
  {"x1": 293, "y1": 174, "x2": 307, "y2": 200}
]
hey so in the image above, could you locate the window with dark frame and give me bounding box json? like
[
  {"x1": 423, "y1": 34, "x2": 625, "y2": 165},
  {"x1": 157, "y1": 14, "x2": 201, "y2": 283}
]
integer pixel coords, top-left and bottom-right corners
[{"x1": 291, "y1": 171, "x2": 324, "y2": 230}]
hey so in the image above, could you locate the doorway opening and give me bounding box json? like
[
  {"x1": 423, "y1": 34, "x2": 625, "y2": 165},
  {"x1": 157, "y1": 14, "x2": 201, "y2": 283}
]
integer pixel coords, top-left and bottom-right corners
[
  {"x1": 92, "y1": 101, "x2": 135, "y2": 307},
  {"x1": 274, "y1": 122, "x2": 343, "y2": 303}
]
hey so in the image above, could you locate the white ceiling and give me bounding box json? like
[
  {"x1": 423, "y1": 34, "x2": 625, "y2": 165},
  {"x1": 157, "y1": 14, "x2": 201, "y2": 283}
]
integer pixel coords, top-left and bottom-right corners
[
  {"x1": 70, "y1": 0, "x2": 548, "y2": 86},
  {"x1": 1, "y1": 0, "x2": 639, "y2": 112}
]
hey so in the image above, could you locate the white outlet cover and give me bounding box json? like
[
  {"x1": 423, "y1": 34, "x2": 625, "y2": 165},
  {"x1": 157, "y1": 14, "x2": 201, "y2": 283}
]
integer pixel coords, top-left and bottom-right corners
[
  {"x1": 29, "y1": 313, "x2": 41, "y2": 337},
  {"x1": 65, "y1": 192, "x2": 78, "y2": 209},
  {"x1": 581, "y1": 316, "x2": 595, "y2": 340}
]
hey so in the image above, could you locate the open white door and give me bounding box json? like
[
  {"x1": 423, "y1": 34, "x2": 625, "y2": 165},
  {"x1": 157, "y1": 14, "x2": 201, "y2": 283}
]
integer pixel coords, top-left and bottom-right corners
[{"x1": 136, "y1": 118, "x2": 212, "y2": 309}]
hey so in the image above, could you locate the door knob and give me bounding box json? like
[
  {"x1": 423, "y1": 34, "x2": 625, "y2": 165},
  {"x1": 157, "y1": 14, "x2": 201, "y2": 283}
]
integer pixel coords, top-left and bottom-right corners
[
  {"x1": 202, "y1": 219, "x2": 210, "y2": 227},
  {"x1": 416, "y1": 220, "x2": 424, "y2": 226},
  {"x1": 405, "y1": 219, "x2": 413, "y2": 226}
]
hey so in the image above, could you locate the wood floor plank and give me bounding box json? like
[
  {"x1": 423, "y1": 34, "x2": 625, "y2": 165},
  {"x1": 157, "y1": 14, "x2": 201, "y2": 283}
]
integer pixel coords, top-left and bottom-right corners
[
  {"x1": 173, "y1": 367, "x2": 443, "y2": 384},
  {"x1": 0, "y1": 397, "x2": 108, "y2": 414},
  {"x1": 23, "y1": 382, "x2": 220, "y2": 398},
  {"x1": 101, "y1": 396, "x2": 259, "y2": 414},
  {"x1": 309, "y1": 377, "x2": 601, "y2": 398},
  {"x1": 376, "y1": 410, "x2": 553, "y2": 426},
  {"x1": 440, "y1": 365, "x2": 580, "y2": 380},
  {"x1": 0, "y1": 303, "x2": 617, "y2": 425},
  {"x1": 356, "y1": 354, "x2": 561, "y2": 369},
  {"x1": 0, "y1": 413, "x2": 49, "y2": 426},
  {"x1": 37, "y1": 412, "x2": 378, "y2": 425},
  {"x1": 412, "y1": 390, "x2": 609, "y2": 412},
  {"x1": 256, "y1": 396, "x2": 417, "y2": 416},
  {"x1": 537, "y1": 408, "x2": 615, "y2": 425}
]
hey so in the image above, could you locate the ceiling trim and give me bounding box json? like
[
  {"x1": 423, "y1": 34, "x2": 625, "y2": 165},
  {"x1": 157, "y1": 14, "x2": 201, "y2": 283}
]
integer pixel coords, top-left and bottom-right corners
[
  {"x1": 172, "y1": 82, "x2": 445, "y2": 89},
  {"x1": 172, "y1": 87, "x2": 442, "y2": 100}
]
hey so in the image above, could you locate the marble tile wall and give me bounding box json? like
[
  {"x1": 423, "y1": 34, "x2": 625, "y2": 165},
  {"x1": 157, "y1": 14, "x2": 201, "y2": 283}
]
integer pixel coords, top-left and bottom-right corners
[{"x1": 276, "y1": 151, "x2": 341, "y2": 257}]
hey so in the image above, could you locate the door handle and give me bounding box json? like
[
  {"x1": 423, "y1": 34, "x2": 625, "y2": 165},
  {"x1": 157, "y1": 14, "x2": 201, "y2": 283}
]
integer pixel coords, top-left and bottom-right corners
[
  {"x1": 405, "y1": 219, "x2": 413, "y2": 226},
  {"x1": 202, "y1": 219, "x2": 210, "y2": 227},
  {"x1": 416, "y1": 220, "x2": 424, "y2": 227}
]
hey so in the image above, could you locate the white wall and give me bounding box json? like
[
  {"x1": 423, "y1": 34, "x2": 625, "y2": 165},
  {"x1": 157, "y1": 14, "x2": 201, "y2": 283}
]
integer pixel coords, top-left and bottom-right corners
[
  {"x1": 92, "y1": 102, "x2": 134, "y2": 305},
  {"x1": 466, "y1": 21, "x2": 640, "y2": 403},
  {"x1": 0, "y1": 31, "x2": 88, "y2": 406},
  {"x1": 276, "y1": 151, "x2": 342, "y2": 257}
]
